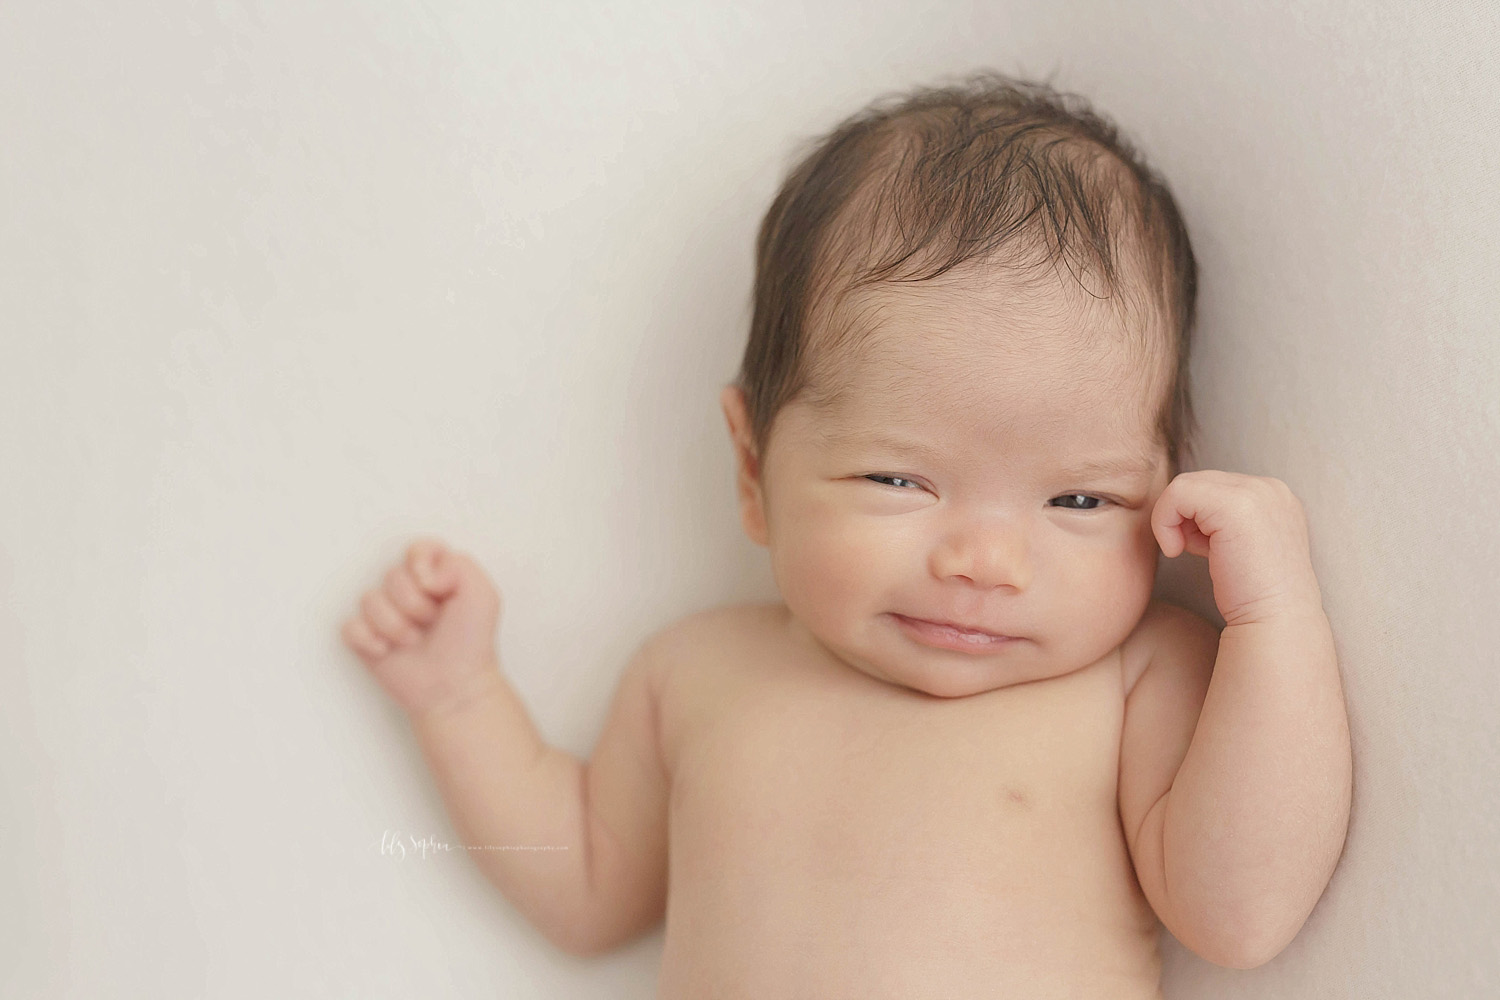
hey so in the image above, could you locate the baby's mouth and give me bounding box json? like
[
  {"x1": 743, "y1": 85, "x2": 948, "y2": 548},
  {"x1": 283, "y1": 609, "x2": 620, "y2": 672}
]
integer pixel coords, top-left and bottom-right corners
[{"x1": 889, "y1": 613, "x2": 1019, "y2": 649}]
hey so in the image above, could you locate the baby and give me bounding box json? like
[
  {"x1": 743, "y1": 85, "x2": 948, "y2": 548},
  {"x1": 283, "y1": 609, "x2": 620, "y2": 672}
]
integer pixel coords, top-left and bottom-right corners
[{"x1": 341, "y1": 73, "x2": 1352, "y2": 997}]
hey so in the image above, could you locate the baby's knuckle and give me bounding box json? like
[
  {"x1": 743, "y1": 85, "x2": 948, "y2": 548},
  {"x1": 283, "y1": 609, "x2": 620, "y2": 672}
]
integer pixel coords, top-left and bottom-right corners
[
  {"x1": 368, "y1": 593, "x2": 400, "y2": 624},
  {"x1": 345, "y1": 619, "x2": 379, "y2": 652},
  {"x1": 404, "y1": 545, "x2": 425, "y2": 571},
  {"x1": 1220, "y1": 490, "x2": 1251, "y2": 514},
  {"x1": 409, "y1": 537, "x2": 444, "y2": 563},
  {"x1": 1223, "y1": 485, "x2": 1255, "y2": 508}
]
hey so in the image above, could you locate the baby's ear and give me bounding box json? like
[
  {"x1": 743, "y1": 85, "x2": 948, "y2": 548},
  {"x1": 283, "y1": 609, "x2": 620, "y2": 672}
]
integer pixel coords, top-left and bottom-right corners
[{"x1": 719, "y1": 385, "x2": 769, "y2": 547}]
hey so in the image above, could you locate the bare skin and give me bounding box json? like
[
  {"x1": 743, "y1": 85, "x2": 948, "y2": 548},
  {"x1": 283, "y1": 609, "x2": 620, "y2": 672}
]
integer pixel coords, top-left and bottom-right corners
[{"x1": 652, "y1": 601, "x2": 1167, "y2": 999}]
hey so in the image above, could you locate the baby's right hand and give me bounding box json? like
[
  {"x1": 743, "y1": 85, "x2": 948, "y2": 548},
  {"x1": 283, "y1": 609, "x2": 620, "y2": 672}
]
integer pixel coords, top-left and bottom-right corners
[{"x1": 341, "y1": 538, "x2": 503, "y2": 717}]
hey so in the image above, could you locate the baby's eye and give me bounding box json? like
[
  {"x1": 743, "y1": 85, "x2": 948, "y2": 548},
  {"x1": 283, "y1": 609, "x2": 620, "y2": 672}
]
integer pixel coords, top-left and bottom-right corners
[
  {"x1": 1051, "y1": 493, "x2": 1109, "y2": 511},
  {"x1": 864, "y1": 474, "x2": 923, "y2": 490}
]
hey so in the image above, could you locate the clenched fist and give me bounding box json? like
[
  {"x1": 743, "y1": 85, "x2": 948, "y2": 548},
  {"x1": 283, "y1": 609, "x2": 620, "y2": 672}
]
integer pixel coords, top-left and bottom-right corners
[
  {"x1": 341, "y1": 538, "x2": 503, "y2": 717},
  {"x1": 1150, "y1": 470, "x2": 1323, "y2": 627}
]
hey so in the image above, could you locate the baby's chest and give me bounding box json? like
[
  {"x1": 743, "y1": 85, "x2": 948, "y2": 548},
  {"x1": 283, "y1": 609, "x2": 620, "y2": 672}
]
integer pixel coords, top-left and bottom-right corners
[
  {"x1": 670, "y1": 658, "x2": 1126, "y2": 884},
  {"x1": 657, "y1": 655, "x2": 1161, "y2": 992}
]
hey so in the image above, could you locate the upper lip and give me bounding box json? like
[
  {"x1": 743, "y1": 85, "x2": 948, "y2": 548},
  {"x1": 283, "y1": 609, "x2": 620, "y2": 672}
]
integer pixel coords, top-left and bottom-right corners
[{"x1": 897, "y1": 613, "x2": 1015, "y2": 638}]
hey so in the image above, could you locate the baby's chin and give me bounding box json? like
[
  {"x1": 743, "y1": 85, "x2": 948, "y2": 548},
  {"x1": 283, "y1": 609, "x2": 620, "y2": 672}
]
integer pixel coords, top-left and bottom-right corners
[{"x1": 855, "y1": 652, "x2": 1038, "y2": 699}]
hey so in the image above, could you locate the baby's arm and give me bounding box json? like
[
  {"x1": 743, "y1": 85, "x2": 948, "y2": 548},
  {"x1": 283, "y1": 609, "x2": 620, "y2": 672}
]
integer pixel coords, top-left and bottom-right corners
[
  {"x1": 1121, "y1": 473, "x2": 1353, "y2": 969},
  {"x1": 342, "y1": 539, "x2": 670, "y2": 957}
]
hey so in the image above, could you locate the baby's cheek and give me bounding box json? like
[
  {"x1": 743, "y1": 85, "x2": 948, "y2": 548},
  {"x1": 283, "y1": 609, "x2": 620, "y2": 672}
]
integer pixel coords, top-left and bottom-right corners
[
  {"x1": 1069, "y1": 546, "x2": 1156, "y2": 648},
  {"x1": 776, "y1": 517, "x2": 889, "y2": 621},
  {"x1": 1044, "y1": 542, "x2": 1146, "y2": 653}
]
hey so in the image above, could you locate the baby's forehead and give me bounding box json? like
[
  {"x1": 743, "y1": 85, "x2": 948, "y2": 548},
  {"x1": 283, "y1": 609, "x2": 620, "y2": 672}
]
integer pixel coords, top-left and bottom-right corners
[{"x1": 812, "y1": 271, "x2": 1167, "y2": 410}]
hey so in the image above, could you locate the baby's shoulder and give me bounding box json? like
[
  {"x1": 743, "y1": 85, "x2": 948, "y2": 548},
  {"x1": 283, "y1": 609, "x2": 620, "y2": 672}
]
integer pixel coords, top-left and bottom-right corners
[
  {"x1": 638, "y1": 601, "x2": 788, "y2": 670},
  {"x1": 1119, "y1": 599, "x2": 1222, "y2": 699},
  {"x1": 629, "y1": 602, "x2": 788, "y2": 748}
]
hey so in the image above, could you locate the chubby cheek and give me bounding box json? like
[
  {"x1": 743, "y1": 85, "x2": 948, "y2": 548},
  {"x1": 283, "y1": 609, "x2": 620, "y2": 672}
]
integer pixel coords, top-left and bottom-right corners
[
  {"x1": 1104, "y1": 515, "x2": 1158, "y2": 632},
  {"x1": 1063, "y1": 520, "x2": 1158, "y2": 651},
  {"x1": 768, "y1": 499, "x2": 902, "y2": 634}
]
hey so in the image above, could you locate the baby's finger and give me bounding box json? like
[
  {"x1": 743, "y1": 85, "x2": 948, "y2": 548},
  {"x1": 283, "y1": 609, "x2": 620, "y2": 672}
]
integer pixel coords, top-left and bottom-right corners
[
  {"x1": 1150, "y1": 509, "x2": 1187, "y2": 559},
  {"x1": 1179, "y1": 519, "x2": 1212, "y2": 558},
  {"x1": 360, "y1": 590, "x2": 422, "y2": 647},
  {"x1": 383, "y1": 565, "x2": 439, "y2": 626},
  {"x1": 342, "y1": 617, "x2": 391, "y2": 659},
  {"x1": 405, "y1": 538, "x2": 448, "y2": 593}
]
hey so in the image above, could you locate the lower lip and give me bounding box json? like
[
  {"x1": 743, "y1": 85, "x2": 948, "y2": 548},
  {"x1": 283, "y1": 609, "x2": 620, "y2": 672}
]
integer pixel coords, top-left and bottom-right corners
[{"x1": 890, "y1": 614, "x2": 1020, "y2": 653}]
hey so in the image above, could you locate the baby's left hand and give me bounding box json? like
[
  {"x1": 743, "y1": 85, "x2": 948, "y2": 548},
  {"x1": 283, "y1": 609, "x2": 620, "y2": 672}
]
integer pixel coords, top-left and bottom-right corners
[{"x1": 1151, "y1": 470, "x2": 1324, "y2": 627}]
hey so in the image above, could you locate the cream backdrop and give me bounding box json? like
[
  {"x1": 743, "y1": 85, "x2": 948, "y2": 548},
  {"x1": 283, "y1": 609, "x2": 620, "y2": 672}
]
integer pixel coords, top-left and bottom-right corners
[{"x1": 3, "y1": 1, "x2": 1496, "y2": 997}]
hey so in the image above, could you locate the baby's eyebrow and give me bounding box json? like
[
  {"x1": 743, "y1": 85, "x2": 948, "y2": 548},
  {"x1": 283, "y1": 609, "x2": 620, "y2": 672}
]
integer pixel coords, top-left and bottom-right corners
[
  {"x1": 828, "y1": 431, "x2": 1157, "y2": 479},
  {"x1": 1055, "y1": 455, "x2": 1159, "y2": 479},
  {"x1": 824, "y1": 431, "x2": 945, "y2": 459}
]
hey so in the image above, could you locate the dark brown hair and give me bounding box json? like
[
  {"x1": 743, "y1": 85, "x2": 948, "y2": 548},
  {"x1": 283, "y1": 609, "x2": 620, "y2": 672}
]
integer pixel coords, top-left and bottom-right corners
[{"x1": 731, "y1": 71, "x2": 1200, "y2": 476}]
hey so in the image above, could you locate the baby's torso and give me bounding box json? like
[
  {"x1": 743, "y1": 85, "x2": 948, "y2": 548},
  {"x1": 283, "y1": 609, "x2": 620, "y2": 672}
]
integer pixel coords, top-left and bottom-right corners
[{"x1": 653, "y1": 603, "x2": 1164, "y2": 999}]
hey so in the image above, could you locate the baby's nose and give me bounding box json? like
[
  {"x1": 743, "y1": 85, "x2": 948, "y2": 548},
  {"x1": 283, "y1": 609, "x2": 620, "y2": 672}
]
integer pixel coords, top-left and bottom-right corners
[{"x1": 929, "y1": 518, "x2": 1032, "y2": 591}]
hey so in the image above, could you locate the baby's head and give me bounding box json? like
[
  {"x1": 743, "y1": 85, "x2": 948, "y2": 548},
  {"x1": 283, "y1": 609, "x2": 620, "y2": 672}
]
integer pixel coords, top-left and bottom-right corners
[{"x1": 721, "y1": 73, "x2": 1201, "y2": 698}]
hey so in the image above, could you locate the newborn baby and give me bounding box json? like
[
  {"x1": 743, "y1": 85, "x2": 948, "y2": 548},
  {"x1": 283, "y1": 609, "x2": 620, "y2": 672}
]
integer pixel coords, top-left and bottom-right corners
[{"x1": 342, "y1": 73, "x2": 1352, "y2": 997}]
